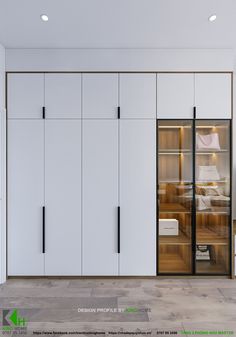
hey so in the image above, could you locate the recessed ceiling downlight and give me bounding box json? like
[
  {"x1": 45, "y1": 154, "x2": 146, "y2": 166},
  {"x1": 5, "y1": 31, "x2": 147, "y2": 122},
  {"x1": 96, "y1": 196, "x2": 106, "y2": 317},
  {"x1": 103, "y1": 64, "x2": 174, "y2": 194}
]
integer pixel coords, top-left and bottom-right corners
[
  {"x1": 208, "y1": 14, "x2": 217, "y2": 22},
  {"x1": 41, "y1": 14, "x2": 49, "y2": 22}
]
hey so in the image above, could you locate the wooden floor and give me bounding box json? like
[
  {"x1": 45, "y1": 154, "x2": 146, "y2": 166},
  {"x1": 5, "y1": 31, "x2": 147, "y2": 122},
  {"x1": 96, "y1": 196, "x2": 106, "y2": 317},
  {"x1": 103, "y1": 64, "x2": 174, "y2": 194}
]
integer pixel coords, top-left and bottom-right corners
[{"x1": 0, "y1": 278, "x2": 236, "y2": 336}]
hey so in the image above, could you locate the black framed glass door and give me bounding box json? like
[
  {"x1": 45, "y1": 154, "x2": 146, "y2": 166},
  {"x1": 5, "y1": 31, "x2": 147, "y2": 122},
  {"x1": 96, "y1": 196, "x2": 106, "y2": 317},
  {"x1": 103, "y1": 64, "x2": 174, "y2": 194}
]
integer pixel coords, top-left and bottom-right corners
[
  {"x1": 157, "y1": 120, "x2": 193, "y2": 274},
  {"x1": 195, "y1": 120, "x2": 231, "y2": 275},
  {"x1": 157, "y1": 119, "x2": 231, "y2": 275}
]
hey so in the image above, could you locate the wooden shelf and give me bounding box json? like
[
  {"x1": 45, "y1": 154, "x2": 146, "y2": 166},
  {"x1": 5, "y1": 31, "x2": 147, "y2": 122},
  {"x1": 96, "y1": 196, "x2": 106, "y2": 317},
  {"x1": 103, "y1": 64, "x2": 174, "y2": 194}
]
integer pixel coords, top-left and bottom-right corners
[
  {"x1": 196, "y1": 180, "x2": 228, "y2": 184},
  {"x1": 196, "y1": 207, "x2": 230, "y2": 215},
  {"x1": 159, "y1": 230, "x2": 191, "y2": 245},
  {"x1": 159, "y1": 149, "x2": 191, "y2": 154},
  {"x1": 160, "y1": 203, "x2": 190, "y2": 214},
  {"x1": 159, "y1": 180, "x2": 192, "y2": 184},
  {"x1": 197, "y1": 227, "x2": 228, "y2": 245},
  {"x1": 159, "y1": 253, "x2": 191, "y2": 273},
  {"x1": 196, "y1": 149, "x2": 228, "y2": 154}
]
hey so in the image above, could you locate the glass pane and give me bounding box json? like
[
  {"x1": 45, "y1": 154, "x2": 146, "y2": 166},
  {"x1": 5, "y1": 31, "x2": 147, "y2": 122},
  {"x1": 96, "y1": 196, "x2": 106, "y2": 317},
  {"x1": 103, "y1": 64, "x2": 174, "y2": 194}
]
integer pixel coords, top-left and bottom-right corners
[
  {"x1": 158, "y1": 120, "x2": 193, "y2": 274},
  {"x1": 195, "y1": 120, "x2": 230, "y2": 274}
]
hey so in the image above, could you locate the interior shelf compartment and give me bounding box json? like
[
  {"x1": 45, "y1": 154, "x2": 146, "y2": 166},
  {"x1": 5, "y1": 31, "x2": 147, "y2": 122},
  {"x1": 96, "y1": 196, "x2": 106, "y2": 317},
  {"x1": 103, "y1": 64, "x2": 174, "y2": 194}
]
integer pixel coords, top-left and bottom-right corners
[
  {"x1": 196, "y1": 244, "x2": 229, "y2": 274},
  {"x1": 159, "y1": 203, "x2": 190, "y2": 214},
  {"x1": 159, "y1": 230, "x2": 191, "y2": 245},
  {"x1": 159, "y1": 245, "x2": 192, "y2": 273},
  {"x1": 196, "y1": 262, "x2": 228, "y2": 274},
  {"x1": 196, "y1": 227, "x2": 228, "y2": 245}
]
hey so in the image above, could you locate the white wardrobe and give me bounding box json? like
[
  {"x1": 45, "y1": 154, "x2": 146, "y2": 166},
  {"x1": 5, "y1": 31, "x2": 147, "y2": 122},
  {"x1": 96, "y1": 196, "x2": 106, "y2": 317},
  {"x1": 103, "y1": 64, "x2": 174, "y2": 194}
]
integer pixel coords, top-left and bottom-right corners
[
  {"x1": 7, "y1": 72, "x2": 156, "y2": 276},
  {"x1": 7, "y1": 72, "x2": 232, "y2": 277}
]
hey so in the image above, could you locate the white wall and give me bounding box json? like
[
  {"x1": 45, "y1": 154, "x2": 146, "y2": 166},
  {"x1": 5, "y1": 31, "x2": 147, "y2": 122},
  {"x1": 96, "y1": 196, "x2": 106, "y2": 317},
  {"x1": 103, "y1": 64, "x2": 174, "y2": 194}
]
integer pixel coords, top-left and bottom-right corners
[
  {"x1": 6, "y1": 48, "x2": 234, "y2": 72},
  {"x1": 0, "y1": 43, "x2": 6, "y2": 284}
]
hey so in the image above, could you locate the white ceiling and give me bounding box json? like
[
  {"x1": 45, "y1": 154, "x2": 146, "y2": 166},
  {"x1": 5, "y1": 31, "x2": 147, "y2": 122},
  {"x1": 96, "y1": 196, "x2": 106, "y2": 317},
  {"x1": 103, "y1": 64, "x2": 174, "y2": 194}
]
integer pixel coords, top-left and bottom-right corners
[{"x1": 0, "y1": 0, "x2": 235, "y2": 48}]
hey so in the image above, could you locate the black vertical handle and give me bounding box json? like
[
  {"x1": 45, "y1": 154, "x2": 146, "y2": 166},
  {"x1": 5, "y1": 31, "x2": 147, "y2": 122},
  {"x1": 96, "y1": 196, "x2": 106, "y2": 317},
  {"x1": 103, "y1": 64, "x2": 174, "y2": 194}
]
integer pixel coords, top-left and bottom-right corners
[
  {"x1": 42, "y1": 107, "x2": 45, "y2": 119},
  {"x1": 42, "y1": 206, "x2": 45, "y2": 253},
  {"x1": 193, "y1": 106, "x2": 196, "y2": 119},
  {"x1": 117, "y1": 107, "x2": 120, "y2": 119},
  {"x1": 117, "y1": 206, "x2": 120, "y2": 254}
]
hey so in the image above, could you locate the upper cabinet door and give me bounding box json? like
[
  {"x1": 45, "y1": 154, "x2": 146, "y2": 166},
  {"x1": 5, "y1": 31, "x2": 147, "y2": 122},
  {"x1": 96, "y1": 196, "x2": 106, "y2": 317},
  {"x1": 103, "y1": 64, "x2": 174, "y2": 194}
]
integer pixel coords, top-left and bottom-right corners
[
  {"x1": 195, "y1": 73, "x2": 231, "y2": 119},
  {"x1": 83, "y1": 73, "x2": 118, "y2": 118},
  {"x1": 45, "y1": 74, "x2": 82, "y2": 119},
  {"x1": 157, "y1": 74, "x2": 194, "y2": 119},
  {"x1": 120, "y1": 74, "x2": 156, "y2": 118},
  {"x1": 8, "y1": 74, "x2": 44, "y2": 119}
]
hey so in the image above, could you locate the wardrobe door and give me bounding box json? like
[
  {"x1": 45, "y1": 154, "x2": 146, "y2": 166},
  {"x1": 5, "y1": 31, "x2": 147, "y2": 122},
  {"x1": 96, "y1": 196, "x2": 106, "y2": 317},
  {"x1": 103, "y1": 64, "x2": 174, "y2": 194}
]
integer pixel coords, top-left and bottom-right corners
[
  {"x1": 120, "y1": 74, "x2": 156, "y2": 119},
  {"x1": 195, "y1": 74, "x2": 231, "y2": 119},
  {"x1": 120, "y1": 120, "x2": 156, "y2": 275},
  {"x1": 83, "y1": 74, "x2": 118, "y2": 119},
  {"x1": 157, "y1": 120, "x2": 193, "y2": 274},
  {"x1": 157, "y1": 74, "x2": 194, "y2": 119},
  {"x1": 8, "y1": 120, "x2": 44, "y2": 275},
  {"x1": 83, "y1": 120, "x2": 118, "y2": 275},
  {"x1": 45, "y1": 74, "x2": 82, "y2": 119},
  {"x1": 45, "y1": 120, "x2": 82, "y2": 275},
  {"x1": 8, "y1": 73, "x2": 44, "y2": 119},
  {"x1": 195, "y1": 120, "x2": 231, "y2": 275}
]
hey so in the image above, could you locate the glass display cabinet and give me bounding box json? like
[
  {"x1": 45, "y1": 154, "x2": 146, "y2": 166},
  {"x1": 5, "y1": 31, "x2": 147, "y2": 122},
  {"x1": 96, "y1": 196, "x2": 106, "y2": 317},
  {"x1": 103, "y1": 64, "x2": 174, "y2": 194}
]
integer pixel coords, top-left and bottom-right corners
[{"x1": 157, "y1": 120, "x2": 231, "y2": 275}]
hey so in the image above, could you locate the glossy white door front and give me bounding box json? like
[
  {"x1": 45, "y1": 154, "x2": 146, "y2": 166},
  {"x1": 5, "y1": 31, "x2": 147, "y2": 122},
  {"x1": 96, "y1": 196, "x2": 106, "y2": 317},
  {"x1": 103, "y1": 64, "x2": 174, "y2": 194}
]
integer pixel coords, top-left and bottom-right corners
[
  {"x1": 8, "y1": 74, "x2": 44, "y2": 119},
  {"x1": 45, "y1": 74, "x2": 82, "y2": 119},
  {"x1": 157, "y1": 73, "x2": 194, "y2": 119},
  {"x1": 83, "y1": 120, "x2": 119, "y2": 275},
  {"x1": 119, "y1": 74, "x2": 156, "y2": 119},
  {"x1": 195, "y1": 73, "x2": 231, "y2": 119},
  {"x1": 45, "y1": 120, "x2": 82, "y2": 275},
  {"x1": 120, "y1": 120, "x2": 156, "y2": 275},
  {"x1": 8, "y1": 120, "x2": 44, "y2": 275},
  {"x1": 83, "y1": 74, "x2": 118, "y2": 119}
]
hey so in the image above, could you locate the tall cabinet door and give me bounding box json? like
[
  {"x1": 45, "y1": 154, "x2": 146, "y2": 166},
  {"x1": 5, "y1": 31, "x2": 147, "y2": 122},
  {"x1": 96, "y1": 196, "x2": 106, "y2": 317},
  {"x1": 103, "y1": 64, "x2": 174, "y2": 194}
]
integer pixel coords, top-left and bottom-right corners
[
  {"x1": 8, "y1": 74, "x2": 44, "y2": 119},
  {"x1": 195, "y1": 74, "x2": 231, "y2": 119},
  {"x1": 83, "y1": 120, "x2": 119, "y2": 275},
  {"x1": 45, "y1": 74, "x2": 82, "y2": 119},
  {"x1": 195, "y1": 120, "x2": 231, "y2": 275},
  {"x1": 157, "y1": 74, "x2": 194, "y2": 119},
  {"x1": 8, "y1": 120, "x2": 44, "y2": 275},
  {"x1": 120, "y1": 120, "x2": 156, "y2": 275},
  {"x1": 45, "y1": 120, "x2": 82, "y2": 275}
]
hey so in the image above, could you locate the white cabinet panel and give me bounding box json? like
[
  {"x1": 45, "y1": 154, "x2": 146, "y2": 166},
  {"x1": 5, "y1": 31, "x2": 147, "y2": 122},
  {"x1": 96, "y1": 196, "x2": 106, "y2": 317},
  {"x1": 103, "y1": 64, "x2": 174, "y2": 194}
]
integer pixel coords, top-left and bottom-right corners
[
  {"x1": 157, "y1": 74, "x2": 194, "y2": 119},
  {"x1": 120, "y1": 74, "x2": 156, "y2": 119},
  {"x1": 8, "y1": 74, "x2": 44, "y2": 119},
  {"x1": 83, "y1": 120, "x2": 118, "y2": 275},
  {"x1": 45, "y1": 74, "x2": 82, "y2": 119},
  {"x1": 83, "y1": 74, "x2": 118, "y2": 119},
  {"x1": 8, "y1": 120, "x2": 44, "y2": 275},
  {"x1": 195, "y1": 74, "x2": 231, "y2": 119},
  {"x1": 45, "y1": 120, "x2": 82, "y2": 275},
  {"x1": 120, "y1": 120, "x2": 156, "y2": 275}
]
